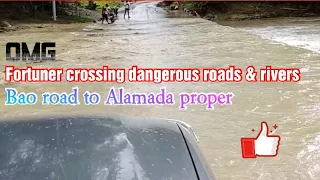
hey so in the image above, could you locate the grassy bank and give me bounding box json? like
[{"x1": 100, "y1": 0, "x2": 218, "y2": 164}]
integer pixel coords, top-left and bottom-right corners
[
  {"x1": 0, "y1": 2, "x2": 95, "y2": 23},
  {"x1": 0, "y1": 2, "x2": 98, "y2": 32},
  {"x1": 161, "y1": 2, "x2": 320, "y2": 21}
]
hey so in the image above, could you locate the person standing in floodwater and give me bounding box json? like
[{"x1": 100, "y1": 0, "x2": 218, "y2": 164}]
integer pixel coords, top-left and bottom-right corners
[
  {"x1": 101, "y1": 4, "x2": 110, "y2": 24},
  {"x1": 124, "y1": 1, "x2": 130, "y2": 19}
]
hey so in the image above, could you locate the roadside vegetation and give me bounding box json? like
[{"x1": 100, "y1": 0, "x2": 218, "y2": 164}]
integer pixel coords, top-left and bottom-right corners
[
  {"x1": 0, "y1": 1, "x2": 113, "y2": 32},
  {"x1": 159, "y1": 1, "x2": 320, "y2": 21},
  {"x1": 0, "y1": 1, "x2": 122, "y2": 24},
  {"x1": 80, "y1": 1, "x2": 122, "y2": 11}
]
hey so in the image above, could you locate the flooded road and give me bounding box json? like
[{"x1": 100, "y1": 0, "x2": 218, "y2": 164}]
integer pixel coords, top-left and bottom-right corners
[{"x1": 0, "y1": 2, "x2": 320, "y2": 180}]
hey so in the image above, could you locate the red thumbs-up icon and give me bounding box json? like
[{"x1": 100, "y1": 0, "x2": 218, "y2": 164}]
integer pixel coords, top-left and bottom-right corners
[{"x1": 241, "y1": 121, "x2": 281, "y2": 158}]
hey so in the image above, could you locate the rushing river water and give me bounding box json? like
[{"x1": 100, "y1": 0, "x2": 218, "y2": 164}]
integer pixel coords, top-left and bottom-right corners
[{"x1": 0, "y1": 2, "x2": 319, "y2": 180}]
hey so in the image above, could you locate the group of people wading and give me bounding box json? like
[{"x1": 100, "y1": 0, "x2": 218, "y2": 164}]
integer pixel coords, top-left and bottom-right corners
[{"x1": 101, "y1": 1, "x2": 131, "y2": 24}]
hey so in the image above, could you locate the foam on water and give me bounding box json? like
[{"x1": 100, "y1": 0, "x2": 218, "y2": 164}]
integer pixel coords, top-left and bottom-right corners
[
  {"x1": 243, "y1": 24, "x2": 320, "y2": 53},
  {"x1": 297, "y1": 134, "x2": 320, "y2": 179}
]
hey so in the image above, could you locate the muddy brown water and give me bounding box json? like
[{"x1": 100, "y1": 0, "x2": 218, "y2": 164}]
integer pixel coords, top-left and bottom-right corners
[{"x1": 0, "y1": 2, "x2": 319, "y2": 180}]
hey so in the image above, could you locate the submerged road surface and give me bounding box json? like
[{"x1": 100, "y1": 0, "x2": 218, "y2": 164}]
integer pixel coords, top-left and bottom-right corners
[{"x1": 0, "y1": 2, "x2": 320, "y2": 180}]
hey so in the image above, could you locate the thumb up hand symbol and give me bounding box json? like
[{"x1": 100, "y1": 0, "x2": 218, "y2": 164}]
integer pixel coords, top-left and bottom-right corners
[{"x1": 241, "y1": 121, "x2": 281, "y2": 158}]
